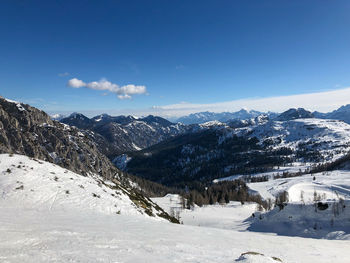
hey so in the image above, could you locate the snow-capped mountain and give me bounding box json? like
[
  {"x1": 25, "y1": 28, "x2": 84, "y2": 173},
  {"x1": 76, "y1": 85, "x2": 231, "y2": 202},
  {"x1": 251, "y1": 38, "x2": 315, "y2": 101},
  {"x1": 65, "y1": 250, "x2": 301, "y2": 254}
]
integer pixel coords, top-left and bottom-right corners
[
  {"x1": 91, "y1": 113, "x2": 137, "y2": 125},
  {"x1": 227, "y1": 114, "x2": 270, "y2": 128},
  {"x1": 176, "y1": 109, "x2": 268, "y2": 124},
  {"x1": 174, "y1": 104, "x2": 350, "y2": 125},
  {"x1": 60, "y1": 112, "x2": 96, "y2": 129}
]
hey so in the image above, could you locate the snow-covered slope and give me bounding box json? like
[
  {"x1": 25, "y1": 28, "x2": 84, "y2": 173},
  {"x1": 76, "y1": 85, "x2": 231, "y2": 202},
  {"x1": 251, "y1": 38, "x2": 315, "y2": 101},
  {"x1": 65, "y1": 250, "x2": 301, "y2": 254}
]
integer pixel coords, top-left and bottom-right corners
[
  {"x1": 248, "y1": 200, "x2": 350, "y2": 240},
  {"x1": 0, "y1": 154, "x2": 169, "y2": 218},
  {"x1": 1, "y1": 153, "x2": 350, "y2": 261},
  {"x1": 228, "y1": 118, "x2": 350, "y2": 162},
  {"x1": 152, "y1": 194, "x2": 258, "y2": 230},
  {"x1": 244, "y1": 170, "x2": 350, "y2": 239},
  {"x1": 1, "y1": 195, "x2": 349, "y2": 262},
  {"x1": 210, "y1": 162, "x2": 350, "y2": 240},
  {"x1": 247, "y1": 170, "x2": 350, "y2": 201}
]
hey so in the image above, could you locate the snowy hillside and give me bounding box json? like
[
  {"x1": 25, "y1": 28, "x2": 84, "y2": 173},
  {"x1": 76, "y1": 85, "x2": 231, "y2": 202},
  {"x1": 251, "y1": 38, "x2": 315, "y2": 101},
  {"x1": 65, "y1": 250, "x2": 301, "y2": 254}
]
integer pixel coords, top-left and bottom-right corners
[
  {"x1": 1, "y1": 141, "x2": 350, "y2": 262},
  {"x1": 1, "y1": 189, "x2": 349, "y2": 262},
  {"x1": 248, "y1": 200, "x2": 350, "y2": 240},
  {"x1": 148, "y1": 194, "x2": 350, "y2": 262},
  {"x1": 0, "y1": 154, "x2": 169, "y2": 218},
  {"x1": 227, "y1": 118, "x2": 350, "y2": 162},
  {"x1": 247, "y1": 170, "x2": 350, "y2": 201},
  {"x1": 206, "y1": 165, "x2": 350, "y2": 240},
  {"x1": 243, "y1": 170, "x2": 350, "y2": 239}
]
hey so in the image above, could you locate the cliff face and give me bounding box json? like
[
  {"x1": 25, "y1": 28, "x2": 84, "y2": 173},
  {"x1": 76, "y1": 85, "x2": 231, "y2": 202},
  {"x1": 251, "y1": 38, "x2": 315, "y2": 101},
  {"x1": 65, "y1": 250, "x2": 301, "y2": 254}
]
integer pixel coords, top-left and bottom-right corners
[{"x1": 0, "y1": 97, "x2": 117, "y2": 179}]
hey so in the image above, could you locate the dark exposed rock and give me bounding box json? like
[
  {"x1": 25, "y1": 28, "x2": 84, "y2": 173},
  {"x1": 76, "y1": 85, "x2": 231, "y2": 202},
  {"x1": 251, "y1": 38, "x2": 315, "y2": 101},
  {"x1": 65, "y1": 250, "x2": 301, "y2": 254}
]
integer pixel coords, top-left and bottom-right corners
[
  {"x1": 317, "y1": 202, "x2": 329, "y2": 211},
  {"x1": 0, "y1": 97, "x2": 116, "y2": 179}
]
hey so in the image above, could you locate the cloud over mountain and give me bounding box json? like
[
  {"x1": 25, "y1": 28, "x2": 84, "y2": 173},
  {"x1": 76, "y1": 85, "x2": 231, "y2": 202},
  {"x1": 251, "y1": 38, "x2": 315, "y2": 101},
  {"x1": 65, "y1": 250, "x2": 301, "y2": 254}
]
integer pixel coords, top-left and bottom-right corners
[{"x1": 67, "y1": 78, "x2": 147, "y2": 100}]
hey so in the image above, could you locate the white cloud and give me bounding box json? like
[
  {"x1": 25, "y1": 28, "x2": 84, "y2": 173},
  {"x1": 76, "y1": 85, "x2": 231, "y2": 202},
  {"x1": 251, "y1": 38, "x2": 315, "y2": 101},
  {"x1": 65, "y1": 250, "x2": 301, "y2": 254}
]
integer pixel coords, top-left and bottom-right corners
[
  {"x1": 67, "y1": 78, "x2": 86, "y2": 88},
  {"x1": 119, "y1": 84, "x2": 146, "y2": 95},
  {"x1": 118, "y1": 94, "x2": 132, "y2": 100},
  {"x1": 67, "y1": 78, "x2": 147, "y2": 99},
  {"x1": 86, "y1": 79, "x2": 119, "y2": 93}
]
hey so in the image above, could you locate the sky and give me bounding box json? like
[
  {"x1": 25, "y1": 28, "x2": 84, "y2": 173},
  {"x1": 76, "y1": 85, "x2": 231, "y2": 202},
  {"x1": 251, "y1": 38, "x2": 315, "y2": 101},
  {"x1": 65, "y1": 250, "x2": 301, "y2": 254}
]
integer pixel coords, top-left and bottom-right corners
[{"x1": 1, "y1": 0, "x2": 350, "y2": 118}]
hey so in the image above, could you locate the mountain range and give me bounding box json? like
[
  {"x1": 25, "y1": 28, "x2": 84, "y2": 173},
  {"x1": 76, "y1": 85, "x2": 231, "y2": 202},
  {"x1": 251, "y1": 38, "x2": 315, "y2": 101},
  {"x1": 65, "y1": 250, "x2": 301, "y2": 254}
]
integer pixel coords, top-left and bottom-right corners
[
  {"x1": 174, "y1": 105, "x2": 350, "y2": 124},
  {"x1": 51, "y1": 105, "x2": 350, "y2": 168},
  {"x1": 119, "y1": 117, "x2": 350, "y2": 187},
  {"x1": 176, "y1": 109, "x2": 274, "y2": 124},
  {"x1": 60, "y1": 113, "x2": 191, "y2": 158}
]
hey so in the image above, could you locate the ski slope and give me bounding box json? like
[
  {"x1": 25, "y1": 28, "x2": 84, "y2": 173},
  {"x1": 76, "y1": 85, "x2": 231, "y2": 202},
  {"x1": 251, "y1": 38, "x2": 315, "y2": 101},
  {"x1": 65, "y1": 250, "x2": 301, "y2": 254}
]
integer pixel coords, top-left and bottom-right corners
[
  {"x1": 1, "y1": 154, "x2": 350, "y2": 262},
  {"x1": 1, "y1": 205, "x2": 350, "y2": 262}
]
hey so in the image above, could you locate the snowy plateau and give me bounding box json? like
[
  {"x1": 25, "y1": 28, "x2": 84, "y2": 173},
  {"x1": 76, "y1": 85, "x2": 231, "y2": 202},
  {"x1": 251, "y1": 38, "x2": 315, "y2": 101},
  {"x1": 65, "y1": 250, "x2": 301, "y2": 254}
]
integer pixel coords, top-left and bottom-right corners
[{"x1": 0, "y1": 154, "x2": 350, "y2": 262}]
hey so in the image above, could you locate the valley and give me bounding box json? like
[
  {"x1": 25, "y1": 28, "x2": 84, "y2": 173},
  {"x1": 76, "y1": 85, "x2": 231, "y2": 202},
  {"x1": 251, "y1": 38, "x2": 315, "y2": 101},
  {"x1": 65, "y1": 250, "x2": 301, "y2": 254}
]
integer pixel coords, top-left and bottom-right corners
[{"x1": 1, "y1": 97, "x2": 350, "y2": 262}]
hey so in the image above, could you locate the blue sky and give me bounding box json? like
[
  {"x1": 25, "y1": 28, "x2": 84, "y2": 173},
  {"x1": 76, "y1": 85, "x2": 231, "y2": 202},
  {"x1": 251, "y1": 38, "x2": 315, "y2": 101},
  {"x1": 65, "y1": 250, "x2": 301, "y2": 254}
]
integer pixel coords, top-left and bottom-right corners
[{"x1": 1, "y1": 1, "x2": 350, "y2": 117}]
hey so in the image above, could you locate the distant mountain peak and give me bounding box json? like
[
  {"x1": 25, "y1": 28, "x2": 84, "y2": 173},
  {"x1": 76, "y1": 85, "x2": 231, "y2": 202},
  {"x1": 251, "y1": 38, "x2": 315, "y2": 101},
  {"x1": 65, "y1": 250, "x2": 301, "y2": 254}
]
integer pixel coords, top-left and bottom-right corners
[
  {"x1": 277, "y1": 108, "x2": 314, "y2": 121},
  {"x1": 92, "y1": 113, "x2": 113, "y2": 122},
  {"x1": 237, "y1": 108, "x2": 249, "y2": 113},
  {"x1": 69, "y1": 112, "x2": 88, "y2": 118},
  {"x1": 60, "y1": 113, "x2": 93, "y2": 129}
]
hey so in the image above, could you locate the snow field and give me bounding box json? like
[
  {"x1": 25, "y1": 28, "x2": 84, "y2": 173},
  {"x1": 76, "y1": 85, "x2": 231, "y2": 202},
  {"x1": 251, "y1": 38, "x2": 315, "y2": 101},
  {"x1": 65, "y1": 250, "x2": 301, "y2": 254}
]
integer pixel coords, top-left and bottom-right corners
[{"x1": 0, "y1": 154, "x2": 147, "y2": 217}]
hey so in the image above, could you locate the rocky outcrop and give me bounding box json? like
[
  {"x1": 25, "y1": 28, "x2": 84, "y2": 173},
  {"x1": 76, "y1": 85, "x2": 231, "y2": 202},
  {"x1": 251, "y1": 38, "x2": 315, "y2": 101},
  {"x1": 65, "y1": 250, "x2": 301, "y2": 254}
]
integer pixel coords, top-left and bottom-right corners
[{"x1": 0, "y1": 97, "x2": 117, "y2": 179}]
